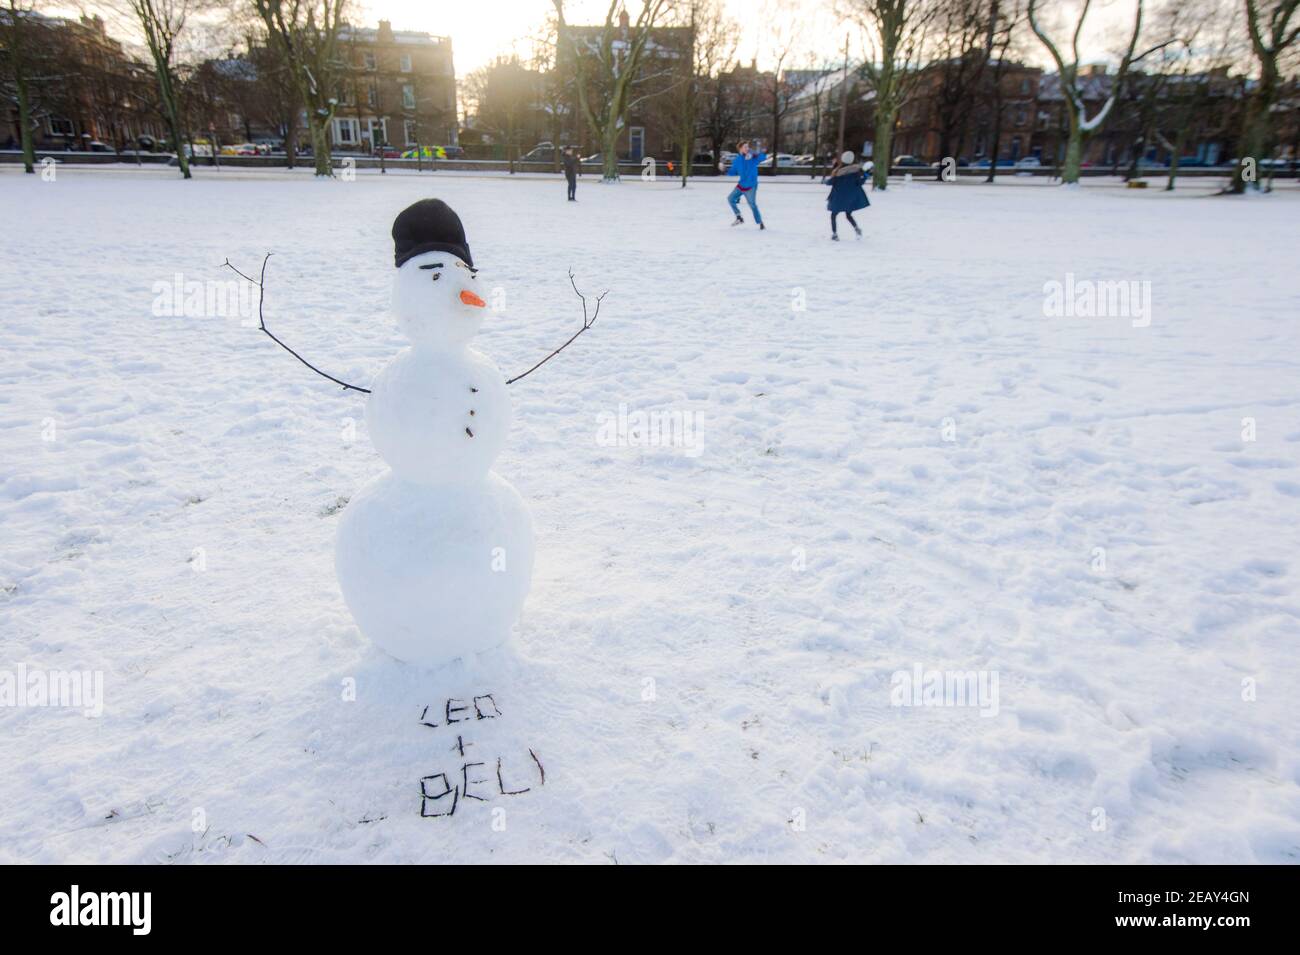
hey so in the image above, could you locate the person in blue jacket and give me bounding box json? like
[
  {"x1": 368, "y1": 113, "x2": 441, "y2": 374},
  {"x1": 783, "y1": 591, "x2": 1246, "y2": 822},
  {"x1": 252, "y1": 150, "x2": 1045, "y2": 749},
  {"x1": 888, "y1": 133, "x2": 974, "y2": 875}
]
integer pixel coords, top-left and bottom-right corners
[
  {"x1": 721, "y1": 140, "x2": 767, "y2": 230},
  {"x1": 823, "y1": 150, "x2": 870, "y2": 240}
]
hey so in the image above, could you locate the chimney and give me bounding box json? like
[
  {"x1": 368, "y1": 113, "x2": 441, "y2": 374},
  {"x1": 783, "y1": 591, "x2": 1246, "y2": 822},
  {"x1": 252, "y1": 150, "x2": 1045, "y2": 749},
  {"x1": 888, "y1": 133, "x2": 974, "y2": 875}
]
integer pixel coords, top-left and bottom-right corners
[
  {"x1": 619, "y1": 9, "x2": 630, "y2": 30},
  {"x1": 378, "y1": 19, "x2": 393, "y2": 42}
]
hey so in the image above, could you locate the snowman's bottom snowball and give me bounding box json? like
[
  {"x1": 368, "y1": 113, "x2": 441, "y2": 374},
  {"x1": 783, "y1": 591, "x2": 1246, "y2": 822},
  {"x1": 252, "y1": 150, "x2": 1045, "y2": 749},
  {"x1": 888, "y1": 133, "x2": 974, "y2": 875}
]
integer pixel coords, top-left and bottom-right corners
[{"x1": 335, "y1": 470, "x2": 534, "y2": 667}]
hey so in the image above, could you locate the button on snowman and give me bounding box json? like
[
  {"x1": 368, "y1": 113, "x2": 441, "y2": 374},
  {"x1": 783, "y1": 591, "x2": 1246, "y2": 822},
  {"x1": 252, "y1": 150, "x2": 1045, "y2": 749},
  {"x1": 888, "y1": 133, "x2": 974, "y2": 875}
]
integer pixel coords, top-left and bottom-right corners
[{"x1": 335, "y1": 199, "x2": 534, "y2": 666}]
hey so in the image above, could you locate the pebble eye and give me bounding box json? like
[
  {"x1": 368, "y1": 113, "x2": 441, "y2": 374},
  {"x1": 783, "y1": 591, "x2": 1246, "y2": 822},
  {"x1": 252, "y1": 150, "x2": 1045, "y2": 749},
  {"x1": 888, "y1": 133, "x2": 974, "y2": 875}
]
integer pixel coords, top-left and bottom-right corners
[{"x1": 429, "y1": 273, "x2": 441, "y2": 281}]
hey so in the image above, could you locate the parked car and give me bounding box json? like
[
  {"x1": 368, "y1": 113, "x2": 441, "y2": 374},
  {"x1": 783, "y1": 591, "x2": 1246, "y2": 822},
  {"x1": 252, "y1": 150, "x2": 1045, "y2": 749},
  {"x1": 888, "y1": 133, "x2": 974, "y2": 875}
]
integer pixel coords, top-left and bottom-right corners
[
  {"x1": 373, "y1": 144, "x2": 402, "y2": 159},
  {"x1": 1014, "y1": 156, "x2": 1042, "y2": 169},
  {"x1": 971, "y1": 157, "x2": 1015, "y2": 168},
  {"x1": 521, "y1": 142, "x2": 558, "y2": 162},
  {"x1": 400, "y1": 144, "x2": 458, "y2": 159},
  {"x1": 892, "y1": 154, "x2": 928, "y2": 167},
  {"x1": 86, "y1": 140, "x2": 113, "y2": 152},
  {"x1": 580, "y1": 152, "x2": 630, "y2": 164},
  {"x1": 792, "y1": 154, "x2": 815, "y2": 166},
  {"x1": 929, "y1": 157, "x2": 971, "y2": 168},
  {"x1": 759, "y1": 153, "x2": 796, "y2": 167}
]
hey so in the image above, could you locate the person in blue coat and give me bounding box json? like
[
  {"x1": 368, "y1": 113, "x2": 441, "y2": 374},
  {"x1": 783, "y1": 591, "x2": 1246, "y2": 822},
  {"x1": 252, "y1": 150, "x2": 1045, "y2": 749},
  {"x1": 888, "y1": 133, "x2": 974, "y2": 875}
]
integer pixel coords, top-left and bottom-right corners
[
  {"x1": 823, "y1": 150, "x2": 869, "y2": 240},
  {"x1": 721, "y1": 140, "x2": 767, "y2": 230}
]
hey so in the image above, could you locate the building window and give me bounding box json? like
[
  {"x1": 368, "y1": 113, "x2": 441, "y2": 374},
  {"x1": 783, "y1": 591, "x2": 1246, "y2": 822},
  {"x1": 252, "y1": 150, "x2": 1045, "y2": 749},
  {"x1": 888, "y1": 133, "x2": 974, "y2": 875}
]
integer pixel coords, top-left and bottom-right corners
[
  {"x1": 402, "y1": 84, "x2": 416, "y2": 109},
  {"x1": 48, "y1": 117, "x2": 75, "y2": 136},
  {"x1": 404, "y1": 120, "x2": 417, "y2": 145},
  {"x1": 629, "y1": 126, "x2": 645, "y2": 160},
  {"x1": 1020, "y1": 78, "x2": 1030, "y2": 95},
  {"x1": 333, "y1": 117, "x2": 360, "y2": 145},
  {"x1": 368, "y1": 118, "x2": 387, "y2": 146},
  {"x1": 367, "y1": 84, "x2": 378, "y2": 108},
  {"x1": 1015, "y1": 107, "x2": 1027, "y2": 127},
  {"x1": 400, "y1": 54, "x2": 413, "y2": 73},
  {"x1": 363, "y1": 52, "x2": 376, "y2": 71}
]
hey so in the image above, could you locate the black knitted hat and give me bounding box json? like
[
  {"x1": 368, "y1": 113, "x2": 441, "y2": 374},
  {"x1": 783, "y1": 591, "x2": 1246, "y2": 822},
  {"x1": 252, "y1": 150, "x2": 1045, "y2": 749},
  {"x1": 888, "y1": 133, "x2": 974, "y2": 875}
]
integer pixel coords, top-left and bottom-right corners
[{"x1": 392, "y1": 199, "x2": 472, "y2": 268}]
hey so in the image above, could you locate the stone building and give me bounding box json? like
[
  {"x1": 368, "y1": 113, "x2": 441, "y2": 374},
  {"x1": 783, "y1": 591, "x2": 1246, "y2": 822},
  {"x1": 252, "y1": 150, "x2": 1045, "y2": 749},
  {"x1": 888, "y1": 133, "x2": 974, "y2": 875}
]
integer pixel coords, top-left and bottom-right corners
[{"x1": 332, "y1": 20, "x2": 458, "y2": 151}]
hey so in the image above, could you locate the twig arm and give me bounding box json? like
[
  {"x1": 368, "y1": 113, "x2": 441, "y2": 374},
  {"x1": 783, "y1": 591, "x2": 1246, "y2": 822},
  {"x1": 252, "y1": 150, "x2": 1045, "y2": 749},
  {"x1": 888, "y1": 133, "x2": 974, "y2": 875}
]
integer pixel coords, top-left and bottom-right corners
[
  {"x1": 505, "y1": 269, "x2": 607, "y2": 386},
  {"x1": 224, "y1": 254, "x2": 372, "y2": 395}
]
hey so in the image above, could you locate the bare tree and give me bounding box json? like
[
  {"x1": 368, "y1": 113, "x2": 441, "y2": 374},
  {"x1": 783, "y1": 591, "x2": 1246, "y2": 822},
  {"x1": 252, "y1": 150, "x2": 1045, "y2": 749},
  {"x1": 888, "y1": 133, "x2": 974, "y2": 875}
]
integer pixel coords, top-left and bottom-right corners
[
  {"x1": 1026, "y1": 0, "x2": 1173, "y2": 184},
  {"x1": 251, "y1": 0, "x2": 349, "y2": 177},
  {"x1": 553, "y1": 0, "x2": 674, "y2": 181},
  {"x1": 844, "y1": 0, "x2": 939, "y2": 189},
  {"x1": 700, "y1": 58, "x2": 752, "y2": 165},
  {"x1": 759, "y1": 4, "x2": 803, "y2": 174},
  {"x1": 1231, "y1": 0, "x2": 1300, "y2": 192},
  {"x1": 114, "y1": 0, "x2": 197, "y2": 178},
  {"x1": 1153, "y1": 0, "x2": 1242, "y2": 190},
  {"x1": 0, "y1": 0, "x2": 43, "y2": 172},
  {"x1": 526, "y1": 14, "x2": 572, "y2": 171},
  {"x1": 463, "y1": 57, "x2": 544, "y2": 170},
  {"x1": 980, "y1": 0, "x2": 1025, "y2": 183},
  {"x1": 660, "y1": 0, "x2": 736, "y2": 186},
  {"x1": 929, "y1": 0, "x2": 992, "y2": 179}
]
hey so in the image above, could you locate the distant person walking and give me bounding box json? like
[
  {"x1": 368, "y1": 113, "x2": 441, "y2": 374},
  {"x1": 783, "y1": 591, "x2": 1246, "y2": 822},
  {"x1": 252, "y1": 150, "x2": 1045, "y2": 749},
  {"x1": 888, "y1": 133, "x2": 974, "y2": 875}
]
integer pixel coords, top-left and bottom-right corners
[
  {"x1": 824, "y1": 150, "x2": 869, "y2": 241},
  {"x1": 563, "y1": 147, "x2": 579, "y2": 201},
  {"x1": 721, "y1": 140, "x2": 766, "y2": 230}
]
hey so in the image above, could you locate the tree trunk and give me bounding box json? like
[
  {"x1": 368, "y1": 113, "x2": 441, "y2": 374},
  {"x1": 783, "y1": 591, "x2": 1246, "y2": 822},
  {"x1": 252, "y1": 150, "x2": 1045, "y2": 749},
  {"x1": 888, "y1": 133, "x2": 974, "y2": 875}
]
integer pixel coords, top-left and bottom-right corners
[
  {"x1": 309, "y1": 114, "x2": 331, "y2": 177},
  {"x1": 768, "y1": 107, "x2": 780, "y2": 177},
  {"x1": 285, "y1": 111, "x2": 298, "y2": 169},
  {"x1": 157, "y1": 68, "x2": 191, "y2": 179},
  {"x1": 15, "y1": 61, "x2": 35, "y2": 174},
  {"x1": 935, "y1": 129, "x2": 951, "y2": 181},
  {"x1": 985, "y1": 106, "x2": 1003, "y2": 183},
  {"x1": 872, "y1": 112, "x2": 894, "y2": 190},
  {"x1": 1061, "y1": 115, "x2": 1083, "y2": 184},
  {"x1": 1165, "y1": 143, "x2": 1183, "y2": 191},
  {"x1": 600, "y1": 121, "x2": 619, "y2": 181},
  {"x1": 1231, "y1": 67, "x2": 1275, "y2": 194}
]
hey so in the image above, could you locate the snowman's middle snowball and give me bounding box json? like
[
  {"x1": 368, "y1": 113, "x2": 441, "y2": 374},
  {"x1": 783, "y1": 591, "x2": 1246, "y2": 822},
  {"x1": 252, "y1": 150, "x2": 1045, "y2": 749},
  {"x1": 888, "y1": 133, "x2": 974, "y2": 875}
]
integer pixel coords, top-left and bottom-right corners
[{"x1": 366, "y1": 345, "x2": 510, "y2": 485}]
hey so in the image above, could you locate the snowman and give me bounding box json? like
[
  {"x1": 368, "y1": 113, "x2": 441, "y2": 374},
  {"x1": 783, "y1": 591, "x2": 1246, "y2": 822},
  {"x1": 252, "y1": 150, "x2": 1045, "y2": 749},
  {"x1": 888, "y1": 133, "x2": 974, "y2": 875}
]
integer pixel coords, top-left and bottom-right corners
[
  {"x1": 333, "y1": 199, "x2": 534, "y2": 667},
  {"x1": 231, "y1": 198, "x2": 602, "y2": 666}
]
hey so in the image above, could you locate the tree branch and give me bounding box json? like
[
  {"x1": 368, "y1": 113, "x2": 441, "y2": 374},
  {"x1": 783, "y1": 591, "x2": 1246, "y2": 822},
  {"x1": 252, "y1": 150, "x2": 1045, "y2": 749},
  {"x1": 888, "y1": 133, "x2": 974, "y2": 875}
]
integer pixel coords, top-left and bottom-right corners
[
  {"x1": 505, "y1": 269, "x2": 607, "y2": 386},
  {"x1": 224, "y1": 253, "x2": 371, "y2": 395}
]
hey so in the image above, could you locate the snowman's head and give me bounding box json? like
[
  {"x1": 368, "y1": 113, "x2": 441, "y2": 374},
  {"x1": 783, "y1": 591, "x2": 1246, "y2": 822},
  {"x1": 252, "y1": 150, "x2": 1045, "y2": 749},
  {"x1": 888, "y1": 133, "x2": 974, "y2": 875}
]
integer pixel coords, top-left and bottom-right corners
[{"x1": 392, "y1": 250, "x2": 486, "y2": 348}]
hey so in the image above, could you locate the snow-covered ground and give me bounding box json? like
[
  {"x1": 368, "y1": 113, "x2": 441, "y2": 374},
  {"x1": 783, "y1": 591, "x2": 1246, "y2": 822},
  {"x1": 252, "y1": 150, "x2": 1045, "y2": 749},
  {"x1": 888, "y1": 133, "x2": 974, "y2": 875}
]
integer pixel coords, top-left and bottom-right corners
[{"x1": 1, "y1": 165, "x2": 1298, "y2": 864}]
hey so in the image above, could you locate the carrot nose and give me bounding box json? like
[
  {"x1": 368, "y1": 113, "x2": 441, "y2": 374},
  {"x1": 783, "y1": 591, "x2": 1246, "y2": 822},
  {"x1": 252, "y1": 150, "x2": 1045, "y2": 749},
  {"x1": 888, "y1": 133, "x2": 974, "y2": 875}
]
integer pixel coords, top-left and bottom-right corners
[{"x1": 460, "y1": 290, "x2": 486, "y2": 308}]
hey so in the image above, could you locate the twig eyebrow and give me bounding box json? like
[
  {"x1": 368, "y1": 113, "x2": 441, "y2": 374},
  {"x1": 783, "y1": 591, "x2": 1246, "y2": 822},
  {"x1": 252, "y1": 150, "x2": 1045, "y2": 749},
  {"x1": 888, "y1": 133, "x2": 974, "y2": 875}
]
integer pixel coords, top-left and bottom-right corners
[{"x1": 419, "y1": 263, "x2": 444, "y2": 270}]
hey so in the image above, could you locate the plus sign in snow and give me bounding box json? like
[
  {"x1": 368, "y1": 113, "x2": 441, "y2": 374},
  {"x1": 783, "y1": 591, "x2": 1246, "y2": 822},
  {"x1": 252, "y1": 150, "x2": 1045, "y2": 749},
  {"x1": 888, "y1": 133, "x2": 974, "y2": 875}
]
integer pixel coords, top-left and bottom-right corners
[{"x1": 336, "y1": 199, "x2": 534, "y2": 666}]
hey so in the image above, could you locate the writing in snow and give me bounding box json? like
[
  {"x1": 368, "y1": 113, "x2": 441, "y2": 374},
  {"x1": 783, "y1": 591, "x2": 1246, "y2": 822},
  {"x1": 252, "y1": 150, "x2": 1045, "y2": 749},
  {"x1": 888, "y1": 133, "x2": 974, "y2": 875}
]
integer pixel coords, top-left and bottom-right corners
[{"x1": 418, "y1": 694, "x2": 545, "y2": 818}]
